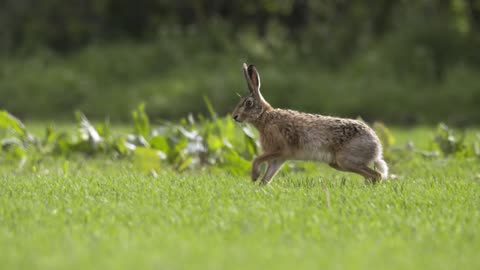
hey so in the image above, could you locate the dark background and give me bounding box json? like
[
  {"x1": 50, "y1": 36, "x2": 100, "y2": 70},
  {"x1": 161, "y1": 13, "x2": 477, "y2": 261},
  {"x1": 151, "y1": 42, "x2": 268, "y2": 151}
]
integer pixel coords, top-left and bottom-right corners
[{"x1": 1, "y1": 0, "x2": 480, "y2": 124}]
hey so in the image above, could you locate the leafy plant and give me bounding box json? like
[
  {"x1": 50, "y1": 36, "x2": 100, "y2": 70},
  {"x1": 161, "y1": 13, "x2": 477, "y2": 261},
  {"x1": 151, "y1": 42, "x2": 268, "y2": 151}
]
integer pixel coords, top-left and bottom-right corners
[
  {"x1": 433, "y1": 123, "x2": 471, "y2": 158},
  {"x1": 0, "y1": 103, "x2": 259, "y2": 174},
  {"x1": 1, "y1": 105, "x2": 479, "y2": 175}
]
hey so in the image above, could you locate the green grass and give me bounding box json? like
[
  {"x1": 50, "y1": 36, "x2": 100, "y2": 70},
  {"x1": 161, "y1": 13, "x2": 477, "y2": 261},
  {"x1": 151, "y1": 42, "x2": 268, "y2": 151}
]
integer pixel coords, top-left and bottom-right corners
[{"x1": 1, "y1": 128, "x2": 480, "y2": 270}]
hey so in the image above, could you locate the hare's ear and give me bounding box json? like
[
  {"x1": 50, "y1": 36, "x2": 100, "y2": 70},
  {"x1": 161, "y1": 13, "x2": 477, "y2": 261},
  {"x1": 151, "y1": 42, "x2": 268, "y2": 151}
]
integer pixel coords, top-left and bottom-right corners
[
  {"x1": 243, "y1": 63, "x2": 264, "y2": 101},
  {"x1": 243, "y1": 63, "x2": 255, "y2": 93},
  {"x1": 247, "y1": 64, "x2": 261, "y2": 91}
]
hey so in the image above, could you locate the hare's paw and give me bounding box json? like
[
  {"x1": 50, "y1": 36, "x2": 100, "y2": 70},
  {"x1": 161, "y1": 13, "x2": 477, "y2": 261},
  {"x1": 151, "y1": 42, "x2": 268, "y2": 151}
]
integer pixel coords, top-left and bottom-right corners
[
  {"x1": 259, "y1": 179, "x2": 271, "y2": 186},
  {"x1": 251, "y1": 166, "x2": 261, "y2": 182}
]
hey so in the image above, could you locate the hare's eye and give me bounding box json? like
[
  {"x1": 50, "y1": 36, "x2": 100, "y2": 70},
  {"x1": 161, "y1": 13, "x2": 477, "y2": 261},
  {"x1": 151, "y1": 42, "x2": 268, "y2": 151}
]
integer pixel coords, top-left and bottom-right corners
[{"x1": 245, "y1": 100, "x2": 253, "y2": 107}]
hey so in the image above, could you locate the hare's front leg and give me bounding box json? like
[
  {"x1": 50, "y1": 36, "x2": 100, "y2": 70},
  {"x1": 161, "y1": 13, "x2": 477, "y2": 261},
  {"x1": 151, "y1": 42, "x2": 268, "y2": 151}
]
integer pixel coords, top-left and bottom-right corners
[
  {"x1": 260, "y1": 160, "x2": 284, "y2": 185},
  {"x1": 251, "y1": 152, "x2": 282, "y2": 182}
]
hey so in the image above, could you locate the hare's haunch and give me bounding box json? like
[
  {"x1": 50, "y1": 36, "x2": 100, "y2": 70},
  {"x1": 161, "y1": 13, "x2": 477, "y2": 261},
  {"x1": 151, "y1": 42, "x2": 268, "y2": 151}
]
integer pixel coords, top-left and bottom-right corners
[{"x1": 232, "y1": 63, "x2": 388, "y2": 185}]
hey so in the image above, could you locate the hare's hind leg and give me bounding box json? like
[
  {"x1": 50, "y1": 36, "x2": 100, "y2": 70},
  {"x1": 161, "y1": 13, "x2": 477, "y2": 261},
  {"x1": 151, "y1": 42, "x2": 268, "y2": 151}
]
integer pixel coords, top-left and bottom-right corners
[
  {"x1": 348, "y1": 166, "x2": 381, "y2": 183},
  {"x1": 356, "y1": 166, "x2": 382, "y2": 184},
  {"x1": 329, "y1": 161, "x2": 349, "y2": 172},
  {"x1": 336, "y1": 155, "x2": 382, "y2": 183},
  {"x1": 335, "y1": 137, "x2": 383, "y2": 183},
  {"x1": 260, "y1": 160, "x2": 284, "y2": 186}
]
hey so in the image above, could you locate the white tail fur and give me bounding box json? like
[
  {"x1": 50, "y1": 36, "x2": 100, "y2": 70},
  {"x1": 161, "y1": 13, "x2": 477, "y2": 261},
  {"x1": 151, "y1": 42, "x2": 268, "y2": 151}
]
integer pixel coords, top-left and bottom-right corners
[{"x1": 374, "y1": 159, "x2": 389, "y2": 179}]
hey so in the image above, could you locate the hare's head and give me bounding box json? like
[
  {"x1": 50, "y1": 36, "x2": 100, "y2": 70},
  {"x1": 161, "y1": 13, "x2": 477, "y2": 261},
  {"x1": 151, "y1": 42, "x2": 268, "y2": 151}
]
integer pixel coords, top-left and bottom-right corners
[{"x1": 232, "y1": 63, "x2": 271, "y2": 123}]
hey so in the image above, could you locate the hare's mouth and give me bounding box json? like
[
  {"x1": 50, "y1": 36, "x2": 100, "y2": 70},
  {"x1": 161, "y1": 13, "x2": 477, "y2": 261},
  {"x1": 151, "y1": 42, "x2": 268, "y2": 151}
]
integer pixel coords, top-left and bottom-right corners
[{"x1": 233, "y1": 115, "x2": 242, "y2": 122}]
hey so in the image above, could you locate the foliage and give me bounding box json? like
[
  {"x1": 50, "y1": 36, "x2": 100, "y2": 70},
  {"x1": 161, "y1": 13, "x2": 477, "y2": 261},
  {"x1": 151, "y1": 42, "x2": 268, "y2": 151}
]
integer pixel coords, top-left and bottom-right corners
[
  {"x1": 0, "y1": 104, "x2": 257, "y2": 175},
  {"x1": 2, "y1": 0, "x2": 480, "y2": 60},
  {"x1": 432, "y1": 123, "x2": 478, "y2": 158},
  {"x1": 2, "y1": 1, "x2": 480, "y2": 125},
  {"x1": 374, "y1": 121, "x2": 480, "y2": 168},
  {"x1": 1, "y1": 105, "x2": 479, "y2": 176},
  {"x1": 0, "y1": 111, "x2": 27, "y2": 136},
  {"x1": 1, "y1": 41, "x2": 480, "y2": 124}
]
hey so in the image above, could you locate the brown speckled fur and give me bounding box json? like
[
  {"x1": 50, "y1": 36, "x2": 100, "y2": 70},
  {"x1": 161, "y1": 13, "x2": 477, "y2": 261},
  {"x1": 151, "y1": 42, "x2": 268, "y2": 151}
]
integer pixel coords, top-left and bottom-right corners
[{"x1": 232, "y1": 63, "x2": 388, "y2": 185}]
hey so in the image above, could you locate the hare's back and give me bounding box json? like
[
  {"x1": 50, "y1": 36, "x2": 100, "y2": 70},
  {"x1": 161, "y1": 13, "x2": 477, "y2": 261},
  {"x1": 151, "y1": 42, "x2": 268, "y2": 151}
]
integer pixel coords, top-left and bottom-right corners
[
  {"x1": 265, "y1": 109, "x2": 379, "y2": 154},
  {"x1": 277, "y1": 110, "x2": 377, "y2": 150},
  {"x1": 317, "y1": 116, "x2": 377, "y2": 144}
]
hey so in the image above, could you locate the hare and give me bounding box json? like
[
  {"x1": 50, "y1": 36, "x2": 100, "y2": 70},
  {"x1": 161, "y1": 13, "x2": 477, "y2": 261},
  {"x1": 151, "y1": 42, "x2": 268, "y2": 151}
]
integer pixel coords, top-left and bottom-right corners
[{"x1": 232, "y1": 63, "x2": 388, "y2": 185}]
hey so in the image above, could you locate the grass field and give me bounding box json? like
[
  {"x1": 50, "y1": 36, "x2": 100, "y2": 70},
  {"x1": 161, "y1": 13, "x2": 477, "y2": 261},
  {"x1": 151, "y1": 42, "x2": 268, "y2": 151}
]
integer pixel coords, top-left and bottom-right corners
[{"x1": 1, "y1": 127, "x2": 480, "y2": 270}]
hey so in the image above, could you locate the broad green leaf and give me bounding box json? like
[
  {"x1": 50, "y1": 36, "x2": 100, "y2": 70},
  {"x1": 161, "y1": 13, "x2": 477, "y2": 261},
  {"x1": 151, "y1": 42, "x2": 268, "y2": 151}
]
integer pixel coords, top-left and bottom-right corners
[
  {"x1": 133, "y1": 147, "x2": 163, "y2": 172},
  {"x1": 203, "y1": 95, "x2": 217, "y2": 120},
  {"x1": 177, "y1": 156, "x2": 194, "y2": 171},
  {"x1": 221, "y1": 148, "x2": 250, "y2": 175},
  {"x1": 1, "y1": 137, "x2": 27, "y2": 160},
  {"x1": 373, "y1": 122, "x2": 395, "y2": 149},
  {"x1": 244, "y1": 132, "x2": 257, "y2": 157},
  {"x1": 115, "y1": 137, "x2": 135, "y2": 155},
  {"x1": 131, "y1": 103, "x2": 150, "y2": 137},
  {"x1": 95, "y1": 118, "x2": 111, "y2": 138},
  {"x1": 149, "y1": 135, "x2": 170, "y2": 153},
  {"x1": 0, "y1": 111, "x2": 27, "y2": 136}
]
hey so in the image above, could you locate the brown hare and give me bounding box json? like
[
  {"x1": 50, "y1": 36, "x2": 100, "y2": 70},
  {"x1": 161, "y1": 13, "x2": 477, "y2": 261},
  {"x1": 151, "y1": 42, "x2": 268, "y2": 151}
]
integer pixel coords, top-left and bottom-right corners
[{"x1": 232, "y1": 63, "x2": 388, "y2": 185}]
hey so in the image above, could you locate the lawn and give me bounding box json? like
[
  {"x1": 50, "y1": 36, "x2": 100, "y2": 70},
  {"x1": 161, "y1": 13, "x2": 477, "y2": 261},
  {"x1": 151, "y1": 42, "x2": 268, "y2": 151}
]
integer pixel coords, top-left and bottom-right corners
[{"x1": 1, "y1": 126, "x2": 479, "y2": 270}]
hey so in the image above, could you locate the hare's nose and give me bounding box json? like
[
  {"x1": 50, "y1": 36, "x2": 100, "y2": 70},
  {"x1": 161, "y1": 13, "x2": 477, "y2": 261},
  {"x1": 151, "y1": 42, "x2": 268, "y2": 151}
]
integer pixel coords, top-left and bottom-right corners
[{"x1": 233, "y1": 115, "x2": 239, "y2": 121}]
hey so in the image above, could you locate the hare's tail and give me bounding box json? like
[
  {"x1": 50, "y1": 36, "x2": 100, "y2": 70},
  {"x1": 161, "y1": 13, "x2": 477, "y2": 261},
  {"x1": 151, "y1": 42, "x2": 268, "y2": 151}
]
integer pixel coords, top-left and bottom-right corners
[{"x1": 374, "y1": 158, "x2": 389, "y2": 179}]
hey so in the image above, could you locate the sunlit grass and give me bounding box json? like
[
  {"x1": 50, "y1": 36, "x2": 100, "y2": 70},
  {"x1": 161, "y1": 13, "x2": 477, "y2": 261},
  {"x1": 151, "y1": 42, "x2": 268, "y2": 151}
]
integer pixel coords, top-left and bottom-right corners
[{"x1": 1, "y1": 126, "x2": 479, "y2": 270}]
